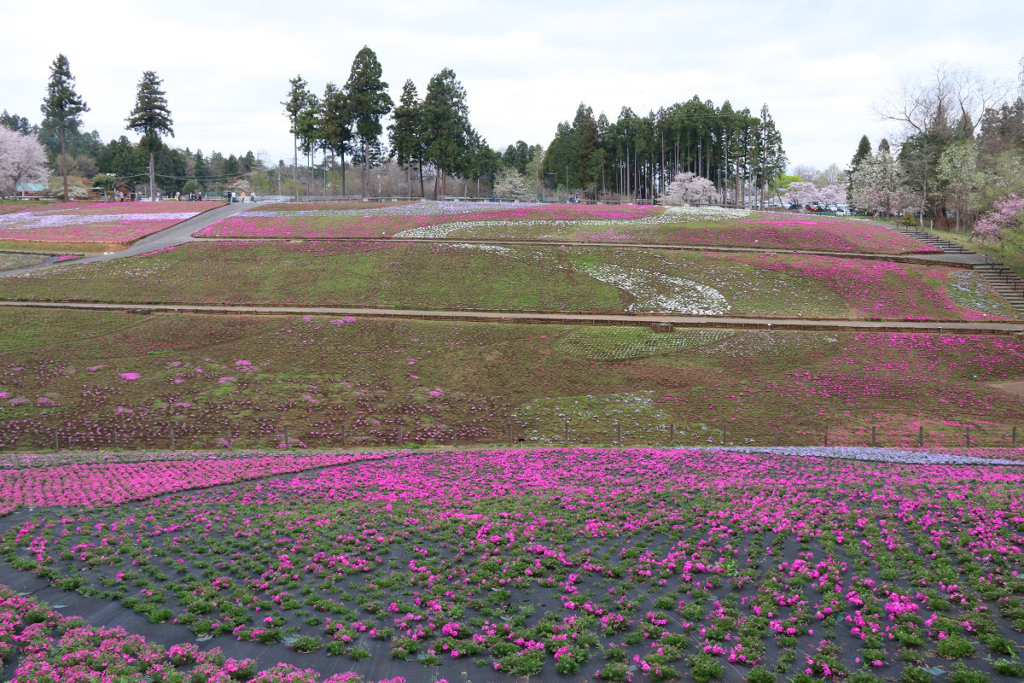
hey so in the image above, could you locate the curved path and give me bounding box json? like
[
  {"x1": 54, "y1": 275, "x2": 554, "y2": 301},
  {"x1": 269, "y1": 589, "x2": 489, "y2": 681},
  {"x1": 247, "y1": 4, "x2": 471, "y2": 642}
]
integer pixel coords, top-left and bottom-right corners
[
  {"x1": 2, "y1": 300, "x2": 1022, "y2": 335},
  {"x1": 1, "y1": 203, "x2": 985, "y2": 280},
  {"x1": 0, "y1": 202, "x2": 251, "y2": 277}
]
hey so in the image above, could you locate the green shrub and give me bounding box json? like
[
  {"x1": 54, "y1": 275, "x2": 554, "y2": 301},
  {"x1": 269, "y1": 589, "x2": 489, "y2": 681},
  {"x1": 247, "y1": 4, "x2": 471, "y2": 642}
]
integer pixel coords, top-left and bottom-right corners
[
  {"x1": 937, "y1": 635, "x2": 976, "y2": 659},
  {"x1": 291, "y1": 636, "x2": 321, "y2": 653},
  {"x1": 746, "y1": 668, "x2": 776, "y2": 683},
  {"x1": 992, "y1": 658, "x2": 1024, "y2": 676},
  {"x1": 598, "y1": 663, "x2": 629, "y2": 681},
  {"x1": 690, "y1": 653, "x2": 724, "y2": 681},
  {"x1": 948, "y1": 662, "x2": 988, "y2": 683},
  {"x1": 900, "y1": 666, "x2": 931, "y2": 683}
]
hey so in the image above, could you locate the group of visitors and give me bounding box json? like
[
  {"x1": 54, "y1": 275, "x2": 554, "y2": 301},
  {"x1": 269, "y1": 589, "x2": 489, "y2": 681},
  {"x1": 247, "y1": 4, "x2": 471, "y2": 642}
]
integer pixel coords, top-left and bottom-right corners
[
  {"x1": 173, "y1": 191, "x2": 205, "y2": 201},
  {"x1": 228, "y1": 191, "x2": 256, "y2": 203}
]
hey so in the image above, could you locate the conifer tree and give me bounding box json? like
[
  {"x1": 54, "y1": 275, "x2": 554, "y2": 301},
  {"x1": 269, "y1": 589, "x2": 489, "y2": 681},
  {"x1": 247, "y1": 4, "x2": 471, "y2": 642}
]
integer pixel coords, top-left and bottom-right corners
[
  {"x1": 344, "y1": 47, "x2": 392, "y2": 197},
  {"x1": 41, "y1": 54, "x2": 88, "y2": 201},
  {"x1": 126, "y1": 71, "x2": 173, "y2": 201}
]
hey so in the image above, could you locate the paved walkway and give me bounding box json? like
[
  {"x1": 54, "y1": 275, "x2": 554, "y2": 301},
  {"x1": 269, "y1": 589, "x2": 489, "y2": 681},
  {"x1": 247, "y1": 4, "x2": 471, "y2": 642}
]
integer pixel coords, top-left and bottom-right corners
[
  {"x1": 1, "y1": 204, "x2": 989, "y2": 280},
  {"x1": 1, "y1": 300, "x2": 1022, "y2": 334},
  {"x1": 0, "y1": 202, "x2": 251, "y2": 277}
]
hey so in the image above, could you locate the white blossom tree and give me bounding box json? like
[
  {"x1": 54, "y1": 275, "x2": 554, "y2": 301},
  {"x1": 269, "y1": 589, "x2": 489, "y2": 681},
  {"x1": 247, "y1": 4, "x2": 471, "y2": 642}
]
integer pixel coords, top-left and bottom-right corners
[
  {"x1": 783, "y1": 181, "x2": 847, "y2": 209},
  {"x1": 0, "y1": 128, "x2": 49, "y2": 197},
  {"x1": 936, "y1": 139, "x2": 982, "y2": 231},
  {"x1": 663, "y1": 171, "x2": 719, "y2": 206},
  {"x1": 492, "y1": 167, "x2": 535, "y2": 200},
  {"x1": 850, "y1": 148, "x2": 910, "y2": 216}
]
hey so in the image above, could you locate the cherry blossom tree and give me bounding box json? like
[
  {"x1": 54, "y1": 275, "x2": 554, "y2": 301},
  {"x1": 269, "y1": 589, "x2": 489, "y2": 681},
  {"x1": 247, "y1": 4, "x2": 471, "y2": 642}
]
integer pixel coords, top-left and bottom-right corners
[
  {"x1": 663, "y1": 171, "x2": 718, "y2": 205},
  {"x1": 973, "y1": 194, "x2": 1024, "y2": 243},
  {"x1": 850, "y1": 148, "x2": 911, "y2": 216},
  {"x1": 783, "y1": 181, "x2": 846, "y2": 209},
  {"x1": 0, "y1": 128, "x2": 49, "y2": 197},
  {"x1": 492, "y1": 167, "x2": 534, "y2": 200}
]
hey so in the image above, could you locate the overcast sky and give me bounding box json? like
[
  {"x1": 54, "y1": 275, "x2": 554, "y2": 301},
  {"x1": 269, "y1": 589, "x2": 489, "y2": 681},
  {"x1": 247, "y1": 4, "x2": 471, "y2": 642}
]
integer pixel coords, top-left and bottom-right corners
[{"x1": 3, "y1": 0, "x2": 1022, "y2": 172}]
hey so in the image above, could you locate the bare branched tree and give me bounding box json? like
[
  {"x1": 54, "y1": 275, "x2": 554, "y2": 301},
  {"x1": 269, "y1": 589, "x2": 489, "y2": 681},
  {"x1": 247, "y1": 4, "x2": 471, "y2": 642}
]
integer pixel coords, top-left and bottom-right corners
[{"x1": 874, "y1": 63, "x2": 1013, "y2": 140}]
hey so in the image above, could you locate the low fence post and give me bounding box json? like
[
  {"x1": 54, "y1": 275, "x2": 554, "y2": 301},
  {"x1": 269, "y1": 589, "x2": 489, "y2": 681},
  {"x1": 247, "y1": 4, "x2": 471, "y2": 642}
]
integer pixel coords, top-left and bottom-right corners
[
  {"x1": 398, "y1": 426, "x2": 404, "y2": 445},
  {"x1": 616, "y1": 423, "x2": 621, "y2": 445},
  {"x1": 170, "y1": 426, "x2": 175, "y2": 451},
  {"x1": 871, "y1": 426, "x2": 876, "y2": 447},
  {"x1": 823, "y1": 426, "x2": 828, "y2": 447},
  {"x1": 965, "y1": 426, "x2": 970, "y2": 455},
  {"x1": 918, "y1": 426, "x2": 924, "y2": 448},
  {"x1": 54, "y1": 431, "x2": 59, "y2": 452},
  {"x1": 669, "y1": 424, "x2": 674, "y2": 445},
  {"x1": 722, "y1": 426, "x2": 727, "y2": 446},
  {"x1": 341, "y1": 425, "x2": 346, "y2": 447},
  {"x1": 774, "y1": 425, "x2": 781, "y2": 447}
]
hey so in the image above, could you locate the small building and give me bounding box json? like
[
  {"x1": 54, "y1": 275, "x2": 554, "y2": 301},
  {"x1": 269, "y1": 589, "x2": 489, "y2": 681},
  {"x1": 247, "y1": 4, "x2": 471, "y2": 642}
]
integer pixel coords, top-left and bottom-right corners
[
  {"x1": 14, "y1": 182, "x2": 47, "y2": 199},
  {"x1": 114, "y1": 182, "x2": 138, "y2": 202}
]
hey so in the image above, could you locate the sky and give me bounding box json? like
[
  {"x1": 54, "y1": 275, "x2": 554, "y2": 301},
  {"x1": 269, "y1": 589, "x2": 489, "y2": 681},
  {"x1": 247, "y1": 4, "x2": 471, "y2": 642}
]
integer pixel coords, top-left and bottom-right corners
[{"x1": 3, "y1": 0, "x2": 1022, "y2": 172}]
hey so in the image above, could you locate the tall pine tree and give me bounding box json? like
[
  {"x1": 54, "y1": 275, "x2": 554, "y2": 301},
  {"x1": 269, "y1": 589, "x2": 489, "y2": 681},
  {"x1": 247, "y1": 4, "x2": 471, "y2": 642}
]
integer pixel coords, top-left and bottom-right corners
[
  {"x1": 41, "y1": 55, "x2": 89, "y2": 201},
  {"x1": 423, "y1": 69, "x2": 470, "y2": 199},
  {"x1": 320, "y1": 82, "x2": 352, "y2": 196},
  {"x1": 389, "y1": 79, "x2": 425, "y2": 197},
  {"x1": 283, "y1": 76, "x2": 310, "y2": 200},
  {"x1": 344, "y1": 47, "x2": 393, "y2": 198},
  {"x1": 126, "y1": 71, "x2": 173, "y2": 201}
]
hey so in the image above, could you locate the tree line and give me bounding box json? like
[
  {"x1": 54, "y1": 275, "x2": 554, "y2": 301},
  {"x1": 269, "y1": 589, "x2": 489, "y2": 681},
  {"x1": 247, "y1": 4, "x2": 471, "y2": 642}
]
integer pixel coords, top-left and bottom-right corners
[
  {"x1": 541, "y1": 98, "x2": 787, "y2": 205},
  {"x1": 1, "y1": 55, "x2": 268, "y2": 200},
  {"x1": 847, "y1": 62, "x2": 1024, "y2": 236},
  {"x1": 282, "y1": 46, "x2": 527, "y2": 200}
]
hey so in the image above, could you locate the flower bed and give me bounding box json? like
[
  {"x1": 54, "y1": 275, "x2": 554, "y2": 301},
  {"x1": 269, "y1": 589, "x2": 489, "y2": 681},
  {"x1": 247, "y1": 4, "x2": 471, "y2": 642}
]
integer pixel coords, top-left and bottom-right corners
[
  {"x1": 0, "y1": 241, "x2": 1009, "y2": 320},
  {"x1": 0, "y1": 201, "x2": 223, "y2": 244},
  {"x1": 0, "y1": 586, "x2": 404, "y2": 683},
  {"x1": 195, "y1": 203, "x2": 937, "y2": 255},
  {"x1": 3, "y1": 310, "x2": 1024, "y2": 452},
  {"x1": 1, "y1": 447, "x2": 1022, "y2": 681}
]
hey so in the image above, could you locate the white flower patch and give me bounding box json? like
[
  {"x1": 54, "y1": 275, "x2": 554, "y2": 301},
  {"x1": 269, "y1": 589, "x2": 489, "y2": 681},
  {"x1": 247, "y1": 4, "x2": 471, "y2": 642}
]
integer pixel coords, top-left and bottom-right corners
[
  {"x1": 695, "y1": 331, "x2": 834, "y2": 358},
  {"x1": 513, "y1": 391, "x2": 673, "y2": 441},
  {"x1": 577, "y1": 262, "x2": 730, "y2": 315},
  {"x1": 559, "y1": 327, "x2": 732, "y2": 361},
  {"x1": 0, "y1": 213, "x2": 199, "y2": 230},
  {"x1": 449, "y1": 243, "x2": 518, "y2": 257},
  {"x1": 660, "y1": 205, "x2": 751, "y2": 221}
]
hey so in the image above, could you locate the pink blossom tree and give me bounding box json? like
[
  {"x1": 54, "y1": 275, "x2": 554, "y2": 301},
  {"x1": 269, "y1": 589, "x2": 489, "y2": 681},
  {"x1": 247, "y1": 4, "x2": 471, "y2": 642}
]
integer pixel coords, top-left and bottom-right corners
[
  {"x1": 973, "y1": 194, "x2": 1024, "y2": 243},
  {"x1": 663, "y1": 171, "x2": 719, "y2": 206},
  {"x1": 0, "y1": 128, "x2": 49, "y2": 197},
  {"x1": 783, "y1": 182, "x2": 847, "y2": 209}
]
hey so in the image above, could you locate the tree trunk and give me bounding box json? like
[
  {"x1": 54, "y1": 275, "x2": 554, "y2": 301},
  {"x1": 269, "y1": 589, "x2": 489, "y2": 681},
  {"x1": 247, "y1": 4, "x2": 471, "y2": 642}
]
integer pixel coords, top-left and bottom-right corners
[
  {"x1": 419, "y1": 158, "x2": 425, "y2": 198},
  {"x1": 293, "y1": 136, "x2": 298, "y2": 200},
  {"x1": 362, "y1": 140, "x2": 369, "y2": 198},
  {"x1": 60, "y1": 127, "x2": 69, "y2": 202},
  {"x1": 149, "y1": 151, "x2": 155, "y2": 202},
  {"x1": 341, "y1": 152, "x2": 346, "y2": 197},
  {"x1": 407, "y1": 165, "x2": 411, "y2": 198},
  {"x1": 433, "y1": 167, "x2": 439, "y2": 200}
]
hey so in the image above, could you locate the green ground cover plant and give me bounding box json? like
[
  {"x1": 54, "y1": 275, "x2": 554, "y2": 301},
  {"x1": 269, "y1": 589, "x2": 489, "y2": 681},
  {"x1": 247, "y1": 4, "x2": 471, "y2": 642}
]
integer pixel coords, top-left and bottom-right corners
[
  {"x1": 0, "y1": 241, "x2": 1013, "y2": 320},
  {"x1": 2, "y1": 309, "x2": 1024, "y2": 452}
]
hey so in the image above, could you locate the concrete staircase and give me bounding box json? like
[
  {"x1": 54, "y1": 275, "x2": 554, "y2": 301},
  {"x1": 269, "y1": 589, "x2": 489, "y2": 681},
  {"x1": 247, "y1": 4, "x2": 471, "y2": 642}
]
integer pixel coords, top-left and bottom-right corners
[
  {"x1": 890, "y1": 225, "x2": 973, "y2": 254},
  {"x1": 971, "y1": 261, "x2": 1024, "y2": 312},
  {"x1": 888, "y1": 224, "x2": 1024, "y2": 313}
]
